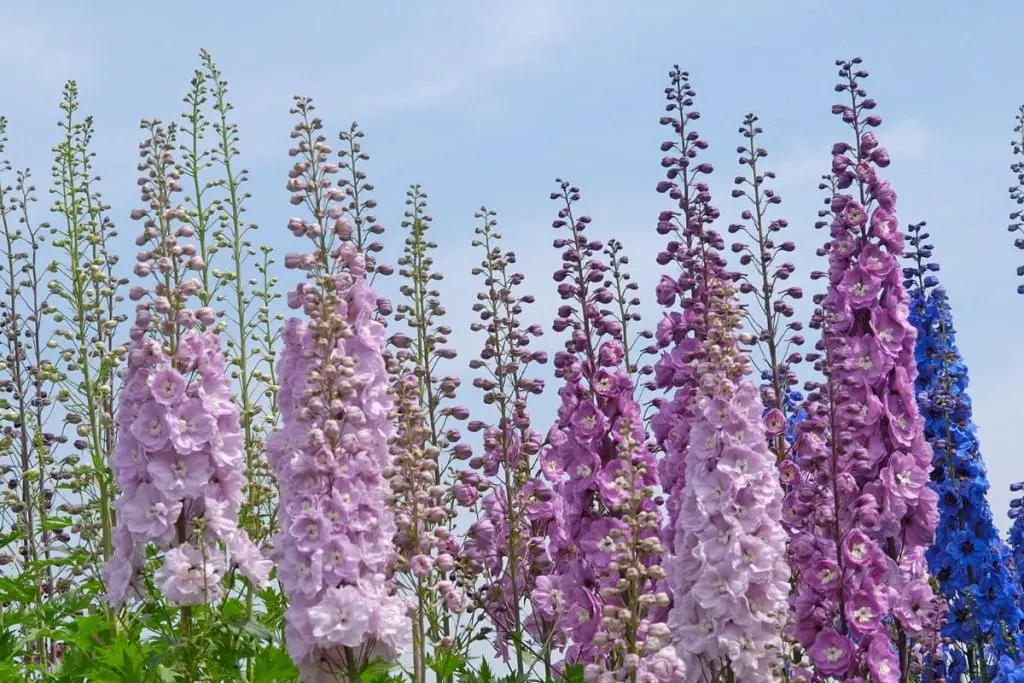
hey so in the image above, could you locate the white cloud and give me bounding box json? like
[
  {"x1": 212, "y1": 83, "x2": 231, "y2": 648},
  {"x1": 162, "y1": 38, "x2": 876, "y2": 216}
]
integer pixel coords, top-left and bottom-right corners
[
  {"x1": 0, "y1": 5, "x2": 99, "y2": 93},
  {"x1": 347, "y1": 1, "x2": 572, "y2": 116}
]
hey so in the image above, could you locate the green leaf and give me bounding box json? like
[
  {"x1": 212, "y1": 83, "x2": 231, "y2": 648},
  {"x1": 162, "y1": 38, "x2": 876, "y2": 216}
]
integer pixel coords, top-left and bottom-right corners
[
  {"x1": 239, "y1": 619, "x2": 275, "y2": 642},
  {"x1": 427, "y1": 650, "x2": 465, "y2": 679},
  {"x1": 562, "y1": 664, "x2": 585, "y2": 683},
  {"x1": 252, "y1": 646, "x2": 298, "y2": 683},
  {"x1": 359, "y1": 657, "x2": 398, "y2": 683},
  {"x1": 157, "y1": 665, "x2": 179, "y2": 683}
]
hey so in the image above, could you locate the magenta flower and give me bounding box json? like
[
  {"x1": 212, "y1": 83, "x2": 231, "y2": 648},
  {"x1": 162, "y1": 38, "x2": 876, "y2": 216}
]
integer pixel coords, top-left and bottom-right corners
[
  {"x1": 763, "y1": 408, "x2": 787, "y2": 436},
  {"x1": 783, "y1": 59, "x2": 939, "y2": 680},
  {"x1": 147, "y1": 453, "x2": 211, "y2": 498},
  {"x1": 104, "y1": 126, "x2": 271, "y2": 610},
  {"x1": 307, "y1": 586, "x2": 372, "y2": 648},
  {"x1": 540, "y1": 181, "x2": 671, "y2": 679},
  {"x1": 809, "y1": 629, "x2": 853, "y2": 676},
  {"x1": 154, "y1": 543, "x2": 227, "y2": 605}
]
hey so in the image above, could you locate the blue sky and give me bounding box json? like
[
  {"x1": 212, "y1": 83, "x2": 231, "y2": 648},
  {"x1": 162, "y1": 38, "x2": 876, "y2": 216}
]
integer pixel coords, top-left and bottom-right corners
[{"x1": 2, "y1": 0, "x2": 1024, "y2": 529}]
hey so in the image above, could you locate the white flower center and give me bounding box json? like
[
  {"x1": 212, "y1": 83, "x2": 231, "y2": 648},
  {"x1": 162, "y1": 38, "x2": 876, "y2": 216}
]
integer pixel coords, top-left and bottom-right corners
[{"x1": 854, "y1": 606, "x2": 874, "y2": 624}]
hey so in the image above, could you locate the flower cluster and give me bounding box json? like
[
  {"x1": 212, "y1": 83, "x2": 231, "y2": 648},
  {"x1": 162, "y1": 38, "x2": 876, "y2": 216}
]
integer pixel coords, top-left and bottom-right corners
[
  {"x1": 785, "y1": 60, "x2": 940, "y2": 680},
  {"x1": 268, "y1": 98, "x2": 409, "y2": 681},
  {"x1": 386, "y1": 185, "x2": 472, "y2": 676},
  {"x1": 904, "y1": 221, "x2": 1024, "y2": 681},
  {"x1": 665, "y1": 297, "x2": 791, "y2": 680},
  {"x1": 104, "y1": 120, "x2": 269, "y2": 608},
  {"x1": 649, "y1": 66, "x2": 720, "y2": 555},
  {"x1": 458, "y1": 208, "x2": 553, "y2": 673},
  {"x1": 648, "y1": 68, "x2": 790, "y2": 680},
  {"x1": 726, "y1": 112, "x2": 805, "y2": 449},
  {"x1": 539, "y1": 181, "x2": 675, "y2": 680}
]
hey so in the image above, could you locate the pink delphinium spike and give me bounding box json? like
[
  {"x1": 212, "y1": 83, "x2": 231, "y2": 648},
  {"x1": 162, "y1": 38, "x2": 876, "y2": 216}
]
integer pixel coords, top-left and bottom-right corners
[
  {"x1": 267, "y1": 98, "x2": 409, "y2": 681},
  {"x1": 540, "y1": 181, "x2": 680, "y2": 681},
  {"x1": 648, "y1": 67, "x2": 718, "y2": 555},
  {"x1": 784, "y1": 59, "x2": 940, "y2": 680},
  {"x1": 103, "y1": 120, "x2": 271, "y2": 609},
  {"x1": 458, "y1": 207, "x2": 554, "y2": 675},
  {"x1": 650, "y1": 68, "x2": 790, "y2": 681}
]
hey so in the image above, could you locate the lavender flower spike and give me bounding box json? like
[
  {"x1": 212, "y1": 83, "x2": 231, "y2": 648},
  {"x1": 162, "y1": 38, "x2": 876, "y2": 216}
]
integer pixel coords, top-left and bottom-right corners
[{"x1": 267, "y1": 98, "x2": 409, "y2": 681}]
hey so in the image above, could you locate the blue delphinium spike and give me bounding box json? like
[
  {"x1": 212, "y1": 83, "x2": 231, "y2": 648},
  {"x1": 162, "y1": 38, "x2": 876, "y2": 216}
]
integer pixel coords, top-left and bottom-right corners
[{"x1": 905, "y1": 221, "x2": 1024, "y2": 680}]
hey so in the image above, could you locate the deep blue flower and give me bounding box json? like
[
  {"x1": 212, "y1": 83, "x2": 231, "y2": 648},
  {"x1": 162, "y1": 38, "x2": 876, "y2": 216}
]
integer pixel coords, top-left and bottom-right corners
[{"x1": 905, "y1": 221, "x2": 1024, "y2": 680}]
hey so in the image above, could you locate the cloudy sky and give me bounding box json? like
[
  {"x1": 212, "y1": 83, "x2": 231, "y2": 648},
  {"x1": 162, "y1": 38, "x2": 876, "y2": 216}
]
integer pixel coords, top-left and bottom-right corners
[{"x1": 2, "y1": 0, "x2": 1023, "y2": 529}]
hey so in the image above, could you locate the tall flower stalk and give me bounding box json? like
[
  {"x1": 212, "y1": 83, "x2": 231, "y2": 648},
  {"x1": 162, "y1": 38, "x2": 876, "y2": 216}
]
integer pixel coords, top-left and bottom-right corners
[
  {"x1": 540, "y1": 181, "x2": 677, "y2": 682},
  {"x1": 388, "y1": 185, "x2": 470, "y2": 681},
  {"x1": 102, "y1": 119, "x2": 271, "y2": 677},
  {"x1": 904, "y1": 222, "x2": 1024, "y2": 680},
  {"x1": 649, "y1": 66, "x2": 713, "y2": 556},
  {"x1": 651, "y1": 73, "x2": 790, "y2": 680},
  {"x1": 458, "y1": 207, "x2": 554, "y2": 678},
  {"x1": 47, "y1": 82, "x2": 126, "y2": 592},
  {"x1": 267, "y1": 97, "x2": 409, "y2": 681},
  {"x1": 1005, "y1": 105, "x2": 1024, "y2": 593},
  {"x1": 0, "y1": 121, "x2": 69, "y2": 674},
  {"x1": 726, "y1": 113, "x2": 804, "y2": 457},
  {"x1": 786, "y1": 59, "x2": 940, "y2": 681}
]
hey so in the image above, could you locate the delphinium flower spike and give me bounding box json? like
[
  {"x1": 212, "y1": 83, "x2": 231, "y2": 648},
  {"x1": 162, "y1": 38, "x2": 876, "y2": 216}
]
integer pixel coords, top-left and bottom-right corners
[
  {"x1": 904, "y1": 222, "x2": 1024, "y2": 680},
  {"x1": 651, "y1": 71, "x2": 790, "y2": 681},
  {"x1": 102, "y1": 120, "x2": 271, "y2": 661},
  {"x1": 601, "y1": 238, "x2": 654, "y2": 392},
  {"x1": 267, "y1": 97, "x2": 409, "y2": 681},
  {"x1": 1005, "y1": 105, "x2": 1024, "y2": 607},
  {"x1": 199, "y1": 50, "x2": 284, "y2": 549},
  {"x1": 786, "y1": 59, "x2": 941, "y2": 681},
  {"x1": 0, "y1": 122, "x2": 73, "y2": 672},
  {"x1": 727, "y1": 113, "x2": 805, "y2": 458},
  {"x1": 336, "y1": 122, "x2": 390, "y2": 284},
  {"x1": 46, "y1": 83, "x2": 128, "y2": 588},
  {"x1": 539, "y1": 181, "x2": 679, "y2": 682},
  {"x1": 1007, "y1": 105, "x2": 1024, "y2": 295},
  {"x1": 649, "y1": 66, "x2": 714, "y2": 557},
  {"x1": 457, "y1": 207, "x2": 554, "y2": 678},
  {"x1": 387, "y1": 185, "x2": 471, "y2": 680}
]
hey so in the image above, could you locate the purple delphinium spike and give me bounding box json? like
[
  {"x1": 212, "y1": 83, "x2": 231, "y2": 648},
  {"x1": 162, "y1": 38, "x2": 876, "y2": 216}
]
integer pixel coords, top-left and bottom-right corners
[
  {"x1": 540, "y1": 181, "x2": 679, "y2": 680},
  {"x1": 458, "y1": 207, "x2": 554, "y2": 675},
  {"x1": 601, "y1": 238, "x2": 655, "y2": 392},
  {"x1": 386, "y1": 186, "x2": 471, "y2": 678},
  {"x1": 651, "y1": 70, "x2": 790, "y2": 680},
  {"x1": 648, "y1": 66, "x2": 721, "y2": 557},
  {"x1": 103, "y1": 120, "x2": 271, "y2": 610},
  {"x1": 1007, "y1": 106, "x2": 1024, "y2": 295},
  {"x1": 727, "y1": 113, "x2": 805, "y2": 457},
  {"x1": 785, "y1": 59, "x2": 941, "y2": 680},
  {"x1": 267, "y1": 98, "x2": 409, "y2": 681}
]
